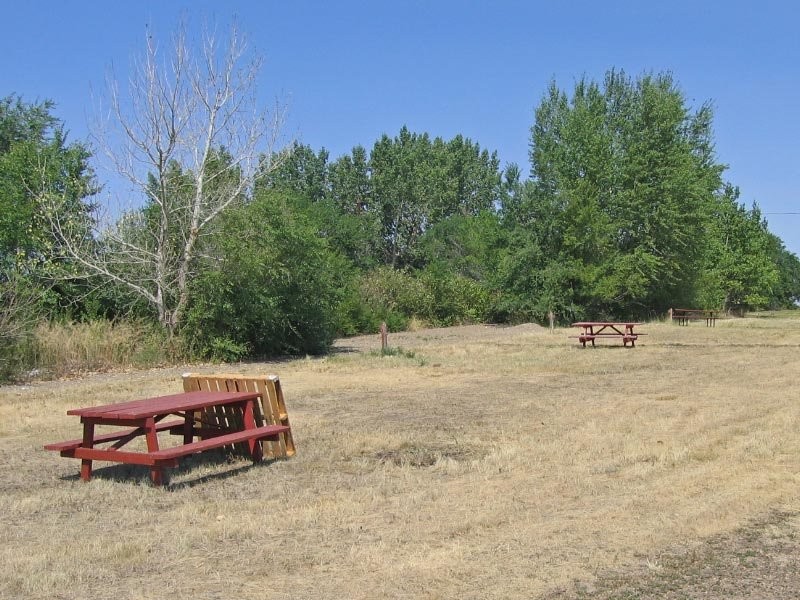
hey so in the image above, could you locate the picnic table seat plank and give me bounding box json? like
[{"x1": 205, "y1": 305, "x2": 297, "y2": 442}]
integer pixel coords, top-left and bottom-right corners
[
  {"x1": 68, "y1": 447, "x2": 178, "y2": 467},
  {"x1": 149, "y1": 424, "x2": 290, "y2": 462},
  {"x1": 44, "y1": 418, "x2": 186, "y2": 453}
]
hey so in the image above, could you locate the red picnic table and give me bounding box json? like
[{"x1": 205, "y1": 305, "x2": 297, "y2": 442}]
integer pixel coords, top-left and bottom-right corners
[
  {"x1": 571, "y1": 322, "x2": 645, "y2": 347},
  {"x1": 44, "y1": 390, "x2": 290, "y2": 485}
]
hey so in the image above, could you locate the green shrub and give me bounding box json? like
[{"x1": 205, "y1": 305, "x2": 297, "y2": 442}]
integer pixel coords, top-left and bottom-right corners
[
  {"x1": 334, "y1": 282, "x2": 404, "y2": 335},
  {"x1": 346, "y1": 266, "x2": 492, "y2": 332},
  {"x1": 182, "y1": 193, "x2": 348, "y2": 359},
  {"x1": 419, "y1": 268, "x2": 491, "y2": 325}
]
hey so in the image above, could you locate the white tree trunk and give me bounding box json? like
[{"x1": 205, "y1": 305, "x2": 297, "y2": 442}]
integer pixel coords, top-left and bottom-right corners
[{"x1": 45, "y1": 22, "x2": 288, "y2": 335}]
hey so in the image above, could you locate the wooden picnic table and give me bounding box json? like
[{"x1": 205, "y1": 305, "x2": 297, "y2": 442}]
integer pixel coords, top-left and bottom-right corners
[
  {"x1": 571, "y1": 322, "x2": 644, "y2": 347},
  {"x1": 669, "y1": 308, "x2": 717, "y2": 327},
  {"x1": 44, "y1": 390, "x2": 289, "y2": 485}
]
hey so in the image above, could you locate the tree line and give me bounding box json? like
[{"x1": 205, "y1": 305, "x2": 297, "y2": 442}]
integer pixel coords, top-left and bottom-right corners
[{"x1": 2, "y1": 30, "x2": 798, "y2": 376}]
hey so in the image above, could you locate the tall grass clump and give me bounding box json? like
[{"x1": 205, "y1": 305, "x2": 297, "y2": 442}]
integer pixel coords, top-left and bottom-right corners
[{"x1": 29, "y1": 320, "x2": 177, "y2": 378}]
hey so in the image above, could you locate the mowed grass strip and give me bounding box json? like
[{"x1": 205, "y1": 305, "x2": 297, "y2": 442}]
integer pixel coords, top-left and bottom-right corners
[{"x1": 1, "y1": 318, "x2": 799, "y2": 599}]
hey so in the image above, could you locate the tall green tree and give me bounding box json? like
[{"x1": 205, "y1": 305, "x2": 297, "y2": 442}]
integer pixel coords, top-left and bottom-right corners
[
  {"x1": 0, "y1": 96, "x2": 97, "y2": 318},
  {"x1": 419, "y1": 211, "x2": 505, "y2": 282},
  {"x1": 0, "y1": 95, "x2": 96, "y2": 377},
  {"x1": 369, "y1": 126, "x2": 503, "y2": 268},
  {"x1": 696, "y1": 186, "x2": 779, "y2": 311},
  {"x1": 516, "y1": 70, "x2": 725, "y2": 318},
  {"x1": 329, "y1": 145, "x2": 371, "y2": 215},
  {"x1": 260, "y1": 142, "x2": 330, "y2": 202},
  {"x1": 266, "y1": 130, "x2": 506, "y2": 272},
  {"x1": 765, "y1": 235, "x2": 800, "y2": 308},
  {"x1": 0, "y1": 95, "x2": 95, "y2": 273}
]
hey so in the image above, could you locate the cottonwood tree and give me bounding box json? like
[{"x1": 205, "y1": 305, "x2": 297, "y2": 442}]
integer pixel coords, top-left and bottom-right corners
[
  {"x1": 513, "y1": 70, "x2": 725, "y2": 318},
  {"x1": 369, "y1": 127, "x2": 503, "y2": 268},
  {"x1": 766, "y1": 234, "x2": 800, "y2": 308},
  {"x1": 48, "y1": 23, "x2": 287, "y2": 334},
  {"x1": 696, "y1": 185, "x2": 779, "y2": 311},
  {"x1": 0, "y1": 96, "x2": 97, "y2": 376},
  {"x1": 1, "y1": 96, "x2": 96, "y2": 275},
  {"x1": 1, "y1": 97, "x2": 96, "y2": 352}
]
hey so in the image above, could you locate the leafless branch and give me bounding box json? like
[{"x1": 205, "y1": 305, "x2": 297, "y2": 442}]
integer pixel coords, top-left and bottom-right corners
[{"x1": 47, "y1": 21, "x2": 288, "y2": 334}]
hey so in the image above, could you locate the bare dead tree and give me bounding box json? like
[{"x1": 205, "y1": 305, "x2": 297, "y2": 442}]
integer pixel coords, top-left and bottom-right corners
[
  {"x1": 0, "y1": 271, "x2": 45, "y2": 344},
  {"x1": 45, "y1": 22, "x2": 288, "y2": 335}
]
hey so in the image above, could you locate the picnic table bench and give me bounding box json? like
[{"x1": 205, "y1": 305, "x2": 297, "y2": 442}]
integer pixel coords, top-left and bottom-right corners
[
  {"x1": 570, "y1": 322, "x2": 645, "y2": 347},
  {"x1": 668, "y1": 308, "x2": 717, "y2": 327},
  {"x1": 44, "y1": 390, "x2": 290, "y2": 486}
]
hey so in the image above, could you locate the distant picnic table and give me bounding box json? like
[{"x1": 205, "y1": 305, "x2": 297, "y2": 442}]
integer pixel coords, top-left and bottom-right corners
[
  {"x1": 44, "y1": 390, "x2": 289, "y2": 485},
  {"x1": 571, "y1": 322, "x2": 645, "y2": 347},
  {"x1": 668, "y1": 308, "x2": 717, "y2": 327}
]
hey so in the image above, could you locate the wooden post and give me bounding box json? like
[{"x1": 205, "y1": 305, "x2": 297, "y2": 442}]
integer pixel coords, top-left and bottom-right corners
[
  {"x1": 380, "y1": 322, "x2": 388, "y2": 352},
  {"x1": 547, "y1": 310, "x2": 555, "y2": 333}
]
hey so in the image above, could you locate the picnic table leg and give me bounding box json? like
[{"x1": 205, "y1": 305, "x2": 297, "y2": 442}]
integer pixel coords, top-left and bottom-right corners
[
  {"x1": 80, "y1": 421, "x2": 95, "y2": 482},
  {"x1": 183, "y1": 410, "x2": 195, "y2": 445},
  {"x1": 144, "y1": 417, "x2": 164, "y2": 486},
  {"x1": 242, "y1": 399, "x2": 263, "y2": 462}
]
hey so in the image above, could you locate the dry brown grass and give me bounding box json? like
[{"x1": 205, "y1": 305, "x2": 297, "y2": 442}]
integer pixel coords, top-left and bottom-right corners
[
  {"x1": 1, "y1": 317, "x2": 799, "y2": 599},
  {"x1": 27, "y1": 320, "x2": 174, "y2": 378}
]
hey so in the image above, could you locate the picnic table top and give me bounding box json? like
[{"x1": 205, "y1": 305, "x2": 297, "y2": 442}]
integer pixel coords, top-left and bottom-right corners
[{"x1": 67, "y1": 390, "x2": 262, "y2": 420}]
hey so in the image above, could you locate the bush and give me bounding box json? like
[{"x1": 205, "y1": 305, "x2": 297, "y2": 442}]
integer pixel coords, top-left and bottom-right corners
[
  {"x1": 0, "y1": 338, "x2": 31, "y2": 381},
  {"x1": 357, "y1": 266, "x2": 432, "y2": 326},
  {"x1": 182, "y1": 193, "x2": 349, "y2": 359},
  {"x1": 334, "y1": 282, "x2": 401, "y2": 336},
  {"x1": 418, "y1": 267, "x2": 491, "y2": 325},
  {"x1": 343, "y1": 266, "x2": 492, "y2": 333}
]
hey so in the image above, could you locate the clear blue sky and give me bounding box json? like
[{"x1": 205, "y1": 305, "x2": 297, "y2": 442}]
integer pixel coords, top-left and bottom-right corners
[{"x1": 3, "y1": 1, "x2": 798, "y2": 255}]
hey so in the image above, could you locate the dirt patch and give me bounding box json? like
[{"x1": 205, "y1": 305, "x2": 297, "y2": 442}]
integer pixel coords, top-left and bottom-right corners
[
  {"x1": 374, "y1": 443, "x2": 484, "y2": 468},
  {"x1": 547, "y1": 510, "x2": 800, "y2": 599}
]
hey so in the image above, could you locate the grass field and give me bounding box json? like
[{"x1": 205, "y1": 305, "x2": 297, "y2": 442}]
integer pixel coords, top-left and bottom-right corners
[{"x1": 2, "y1": 316, "x2": 799, "y2": 599}]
